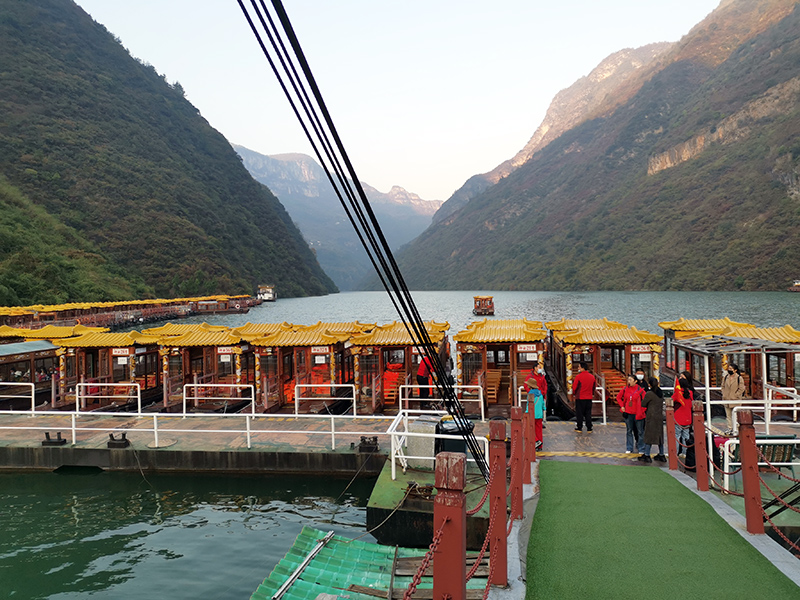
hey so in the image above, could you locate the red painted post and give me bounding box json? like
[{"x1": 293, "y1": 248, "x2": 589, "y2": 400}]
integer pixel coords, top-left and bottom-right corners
[
  {"x1": 433, "y1": 452, "x2": 467, "y2": 600},
  {"x1": 738, "y1": 411, "x2": 765, "y2": 535},
  {"x1": 692, "y1": 400, "x2": 709, "y2": 491},
  {"x1": 489, "y1": 421, "x2": 507, "y2": 587},
  {"x1": 522, "y1": 411, "x2": 532, "y2": 483},
  {"x1": 665, "y1": 398, "x2": 678, "y2": 471},
  {"x1": 510, "y1": 407, "x2": 523, "y2": 521}
]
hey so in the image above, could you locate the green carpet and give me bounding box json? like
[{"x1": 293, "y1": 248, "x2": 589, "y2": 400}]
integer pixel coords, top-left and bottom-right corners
[{"x1": 527, "y1": 461, "x2": 798, "y2": 599}]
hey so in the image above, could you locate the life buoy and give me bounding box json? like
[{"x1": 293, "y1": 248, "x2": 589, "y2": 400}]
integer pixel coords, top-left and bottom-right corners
[{"x1": 235, "y1": 304, "x2": 241, "y2": 310}]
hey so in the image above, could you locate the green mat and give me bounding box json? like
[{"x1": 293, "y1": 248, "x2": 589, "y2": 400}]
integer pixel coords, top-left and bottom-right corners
[{"x1": 527, "y1": 461, "x2": 798, "y2": 599}]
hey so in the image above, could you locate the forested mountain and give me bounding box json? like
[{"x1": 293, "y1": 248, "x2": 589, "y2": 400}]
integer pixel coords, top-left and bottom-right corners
[
  {"x1": 392, "y1": 0, "x2": 800, "y2": 291},
  {"x1": 0, "y1": 0, "x2": 336, "y2": 305},
  {"x1": 234, "y1": 146, "x2": 441, "y2": 290}
]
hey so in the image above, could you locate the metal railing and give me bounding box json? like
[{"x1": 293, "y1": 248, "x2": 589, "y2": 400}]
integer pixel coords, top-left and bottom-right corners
[
  {"x1": 399, "y1": 384, "x2": 485, "y2": 421},
  {"x1": 294, "y1": 383, "x2": 356, "y2": 416},
  {"x1": 386, "y1": 409, "x2": 488, "y2": 480},
  {"x1": 76, "y1": 382, "x2": 142, "y2": 415},
  {"x1": 0, "y1": 382, "x2": 35, "y2": 412},
  {"x1": 720, "y1": 437, "x2": 800, "y2": 492},
  {"x1": 183, "y1": 383, "x2": 255, "y2": 415},
  {"x1": 0, "y1": 407, "x2": 395, "y2": 450}
]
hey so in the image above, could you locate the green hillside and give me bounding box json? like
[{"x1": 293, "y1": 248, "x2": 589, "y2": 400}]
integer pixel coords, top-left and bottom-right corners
[
  {"x1": 0, "y1": 0, "x2": 336, "y2": 304},
  {"x1": 392, "y1": 0, "x2": 800, "y2": 292}
]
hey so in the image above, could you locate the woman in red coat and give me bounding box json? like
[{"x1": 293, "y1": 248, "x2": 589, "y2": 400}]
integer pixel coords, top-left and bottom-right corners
[{"x1": 617, "y1": 375, "x2": 645, "y2": 454}]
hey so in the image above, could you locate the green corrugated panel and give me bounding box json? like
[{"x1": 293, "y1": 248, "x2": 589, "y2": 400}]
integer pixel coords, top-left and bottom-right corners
[{"x1": 251, "y1": 526, "x2": 487, "y2": 600}]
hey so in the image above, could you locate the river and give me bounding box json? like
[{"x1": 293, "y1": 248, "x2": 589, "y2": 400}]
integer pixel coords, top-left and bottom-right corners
[{"x1": 3, "y1": 290, "x2": 799, "y2": 598}]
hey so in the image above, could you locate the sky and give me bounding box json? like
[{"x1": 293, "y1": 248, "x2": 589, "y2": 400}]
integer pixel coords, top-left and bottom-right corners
[{"x1": 74, "y1": 0, "x2": 722, "y2": 201}]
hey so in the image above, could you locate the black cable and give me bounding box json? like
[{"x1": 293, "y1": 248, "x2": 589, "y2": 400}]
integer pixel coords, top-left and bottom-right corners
[{"x1": 236, "y1": 0, "x2": 488, "y2": 478}]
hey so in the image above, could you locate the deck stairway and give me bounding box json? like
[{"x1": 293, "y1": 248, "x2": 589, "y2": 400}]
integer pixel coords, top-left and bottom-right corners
[{"x1": 600, "y1": 369, "x2": 627, "y2": 406}]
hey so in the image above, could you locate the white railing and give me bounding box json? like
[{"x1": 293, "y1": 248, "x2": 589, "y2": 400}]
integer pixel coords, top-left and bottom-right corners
[
  {"x1": 594, "y1": 386, "x2": 607, "y2": 425},
  {"x1": 0, "y1": 408, "x2": 395, "y2": 451},
  {"x1": 0, "y1": 382, "x2": 35, "y2": 412},
  {"x1": 386, "y1": 409, "x2": 488, "y2": 480},
  {"x1": 294, "y1": 383, "x2": 356, "y2": 417},
  {"x1": 720, "y1": 437, "x2": 800, "y2": 493},
  {"x1": 76, "y1": 382, "x2": 141, "y2": 415},
  {"x1": 399, "y1": 384, "x2": 485, "y2": 422},
  {"x1": 183, "y1": 383, "x2": 255, "y2": 415}
]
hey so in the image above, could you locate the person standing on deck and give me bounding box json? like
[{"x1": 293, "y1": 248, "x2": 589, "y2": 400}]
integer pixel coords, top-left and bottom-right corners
[
  {"x1": 525, "y1": 377, "x2": 545, "y2": 450},
  {"x1": 635, "y1": 367, "x2": 650, "y2": 393},
  {"x1": 673, "y1": 373, "x2": 694, "y2": 455},
  {"x1": 525, "y1": 361, "x2": 548, "y2": 427},
  {"x1": 721, "y1": 363, "x2": 746, "y2": 435},
  {"x1": 417, "y1": 354, "x2": 434, "y2": 400},
  {"x1": 617, "y1": 375, "x2": 645, "y2": 454},
  {"x1": 572, "y1": 361, "x2": 596, "y2": 433},
  {"x1": 640, "y1": 377, "x2": 667, "y2": 463}
]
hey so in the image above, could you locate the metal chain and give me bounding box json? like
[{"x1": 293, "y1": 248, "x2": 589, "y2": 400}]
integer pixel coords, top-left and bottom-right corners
[
  {"x1": 403, "y1": 516, "x2": 449, "y2": 600},
  {"x1": 762, "y1": 508, "x2": 800, "y2": 555},
  {"x1": 466, "y1": 456, "x2": 498, "y2": 516},
  {"x1": 758, "y1": 474, "x2": 800, "y2": 515},
  {"x1": 467, "y1": 454, "x2": 502, "y2": 582},
  {"x1": 756, "y1": 447, "x2": 800, "y2": 484},
  {"x1": 481, "y1": 550, "x2": 496, "y2": 600},
  {"x1": 708, "y1": 470, "x2": 745, "y2": 497}
]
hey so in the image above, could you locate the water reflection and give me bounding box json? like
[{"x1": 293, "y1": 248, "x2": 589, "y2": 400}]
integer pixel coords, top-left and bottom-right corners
[{"x1": 0, "y1": 471, "x2": 374, "y2": 599}]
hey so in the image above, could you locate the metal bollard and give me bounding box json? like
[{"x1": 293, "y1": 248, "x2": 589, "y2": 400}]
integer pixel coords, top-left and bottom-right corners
[
  {"x1": 489, "y1": 421, "x2": 508, "y2": 587},
  {"x1": 433, "y1": 452, "x2": 467, "y2": 600},
  {"x1": 665, "y1": 398, "x2": 677, "y2": 471},
  {"x1": 692, "y1": 400, "x2": 709, "y2": 491},
  {"x1": 510, "y1": 407, "x2": 523, "y2": 521},
  {"x1": 738, "y1": 410, "x2": 765, "y2": 535}
]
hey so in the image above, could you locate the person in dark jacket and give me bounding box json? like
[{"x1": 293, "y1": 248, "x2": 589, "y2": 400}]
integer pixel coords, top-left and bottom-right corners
[{"x1": 640, "y1": 377, "x2": 666, "y2": 463}]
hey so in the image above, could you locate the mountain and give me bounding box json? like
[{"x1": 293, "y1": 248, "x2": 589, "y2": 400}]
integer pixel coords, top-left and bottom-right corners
[
  {"x1": 432, "y1": 43, "x2": 673, "y2": 225},
  {"x1": 0, "y1": 0, "x2": 336, "y2": 305},
  {"x1": 233, "y1": 146, "x2": 441, "y2": 290},
  {"x1": 391, "y1": 0, "x2": 800, "y2": 292}
]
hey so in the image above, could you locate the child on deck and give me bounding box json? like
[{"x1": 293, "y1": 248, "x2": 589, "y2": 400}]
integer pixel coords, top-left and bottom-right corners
[{"x1": 526, "y1": 377, "x2": 545, "y2": 450}]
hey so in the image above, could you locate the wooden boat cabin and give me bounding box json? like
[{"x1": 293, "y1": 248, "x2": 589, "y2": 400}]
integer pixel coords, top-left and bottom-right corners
[
  {"x1": 346, "y1": 321, "x2": 450, "y2": 413},
  {"x1": 546, "y1": 319, "x2": 661, "y2": 415},
  {"x1": 257, "y1": 284, "x2": 277, "y2": 301},
  {"x1": 670, "y1": 324, "x2": 800, "y2": 401},
  {"x1": 659, "y1": 317, "x2": 754, "y2": 385},
  {"x1": 472, "y1": 296, "x2": 495, "y2": 316},
  {"x1": 55, "y1": 331, "x2": 163, "y2": 410},
  {"x1": 246, "y1": 322, "x2": 362, "y2": 412},
  {"x1": 152, "y1": 325, "x2": 256, "y2": 412},
  {"x1": 0, "y1": 340, "x2": 59, "y2": 409},
  {"x1": 453, "y1": 318, "x2": 547, "y2": 407}
]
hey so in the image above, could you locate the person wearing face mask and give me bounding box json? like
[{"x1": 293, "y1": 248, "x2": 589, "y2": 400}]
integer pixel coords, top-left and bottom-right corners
[
  {"x1": 640, "y1": 377, "x2": 666, "y2": 463},
  {"x1": 721, "y1": 362, "x2": 747, "y2": 435},
  {"x1": 634, "y1": 367, "x2": 650, "y2": 392},
  {"x1": 617, "y1": 374, "x2": 645, "y2": 454},
  {"x1": 526, "y1": 361, "x2": 548, "y2": 426}
]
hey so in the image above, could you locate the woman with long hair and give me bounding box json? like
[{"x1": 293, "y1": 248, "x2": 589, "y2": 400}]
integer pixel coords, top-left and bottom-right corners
[{"x1": 640, "y1": 376, "x2": 666, "y2": 463}]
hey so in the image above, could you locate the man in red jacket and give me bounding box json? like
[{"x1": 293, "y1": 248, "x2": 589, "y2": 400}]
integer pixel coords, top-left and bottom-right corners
[{"x1": 572, "y1": 361, "x2": 596, "y2": 432}]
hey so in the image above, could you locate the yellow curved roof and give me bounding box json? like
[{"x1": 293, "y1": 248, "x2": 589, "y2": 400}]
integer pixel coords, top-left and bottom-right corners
[
  {"x1": 1, "y1": 324, "x2": 110, "y2": 340},
  {"x1": 453, "y1": 318, "x2": 546, "y2": 343},
  {"x1": 142, "y1": 322, "x2": 230, "y2": 336},
  {"x1": 250, "y1": 329, "x2": 351, "y2": 348},
  {"x1": 300, "y1": 321, "x2": 376, "y2": 334},
  {"x1": 557, "y1": 327, "x2": 662, "y2": 345},
  {"x1": 718, "y1": 325, "x2": 800, "y2": 343},
  {"x1": 658, "y1": 317, "x2": 753, "y2": 332},
  {"x1": 545, "y1": 318, "x2": 627, "y2": 331},
  {"x1": 349, "y1": 321, "x2": 449, "y2": 346},
  {"x1": 56, "y1": 331, "x2": 162, "y2": 348},
  {"x1": 159, "y1": 330, "x2": 244, "y2": 347},
  {"x1": 231, "y1": 322, "x2": 294, "y2": 337}
]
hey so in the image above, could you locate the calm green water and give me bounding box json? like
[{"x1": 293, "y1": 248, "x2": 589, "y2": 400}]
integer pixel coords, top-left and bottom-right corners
[
  {"x1": 6, "y1": 290, "x2": 800, "y2": 598},
  {"x1": 0, "y1": 470, "x2": 374, "y2": 599}
]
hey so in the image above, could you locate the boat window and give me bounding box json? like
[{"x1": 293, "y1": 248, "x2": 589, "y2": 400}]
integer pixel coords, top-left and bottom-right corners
[
  {"x1": 112, "y1": 356, "x2": 128, "y2": 382},
  {"x1": 462, "y1": 353, "x2": 481, "y2": 387},
  {"x1": 793, "y1": 355, "x2": 800, "y2": 389},
  {"x1": 0, "y1": 360, "x2": 31, "y2": 382},
  {"x1": 217, "y1": 353, "x2": 234, "y2": 378},
  {"x1": 768, "y1": 354, "x2": 787, "y2": 386},
  {"x1": 692, "y1": 354, "x2": 704, "y2": 384}
]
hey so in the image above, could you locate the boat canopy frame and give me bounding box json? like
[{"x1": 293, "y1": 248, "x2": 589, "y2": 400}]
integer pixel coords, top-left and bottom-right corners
[{"x1": 670, "y1": 334, "x2": 800, "y2": 425}]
